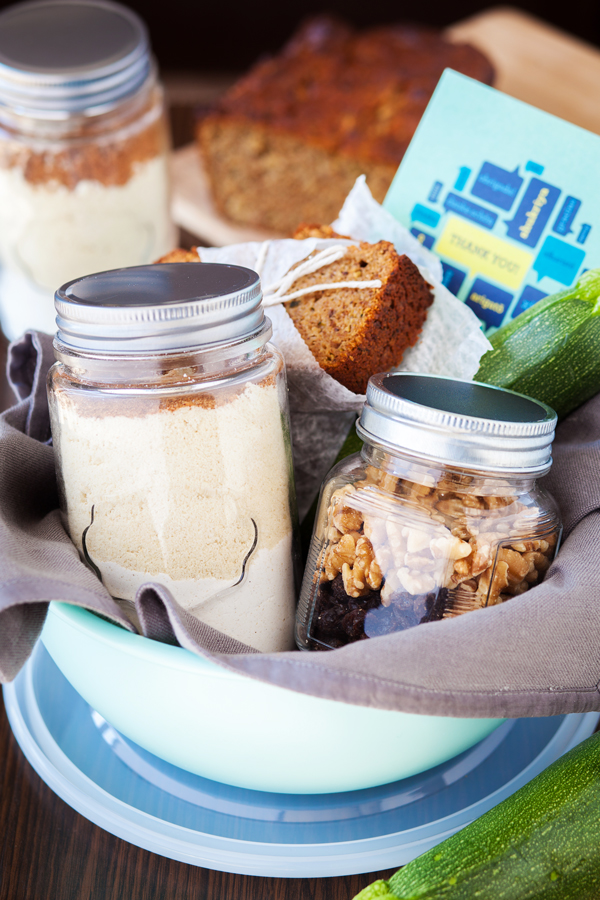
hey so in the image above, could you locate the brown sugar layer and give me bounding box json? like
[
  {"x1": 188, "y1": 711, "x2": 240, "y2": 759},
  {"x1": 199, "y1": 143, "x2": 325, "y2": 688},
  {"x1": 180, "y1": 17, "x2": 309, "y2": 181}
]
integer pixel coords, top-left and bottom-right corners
[
  {"x1": 198, "y1": 16, "x2": 494, "y2": 233},
  {"x1": 0, "y1": 94, "x2": 167, "y2": 189},
  {"x1": 284, "y1": 240, "x2": 434, "y2": 394}
]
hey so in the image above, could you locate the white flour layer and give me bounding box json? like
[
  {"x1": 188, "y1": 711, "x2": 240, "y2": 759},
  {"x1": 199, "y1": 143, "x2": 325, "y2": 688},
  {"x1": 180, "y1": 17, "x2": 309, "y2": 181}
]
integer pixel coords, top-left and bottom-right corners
[
  {"x1": 101, "y1": 534, "x2": 296, "y2": 652},
  {"x1": 0, "y1": 154, "x2": 174, "y2": 338}
]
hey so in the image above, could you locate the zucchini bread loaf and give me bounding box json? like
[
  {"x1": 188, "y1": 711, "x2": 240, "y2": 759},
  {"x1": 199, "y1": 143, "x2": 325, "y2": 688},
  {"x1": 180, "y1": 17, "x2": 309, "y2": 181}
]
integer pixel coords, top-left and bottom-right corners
[
  {"x1": 197, "y1": 16, "x2": 494, "y2": 234},
  {"x1": 157, "y1": 239, "x2": 434, "y2": 394}
]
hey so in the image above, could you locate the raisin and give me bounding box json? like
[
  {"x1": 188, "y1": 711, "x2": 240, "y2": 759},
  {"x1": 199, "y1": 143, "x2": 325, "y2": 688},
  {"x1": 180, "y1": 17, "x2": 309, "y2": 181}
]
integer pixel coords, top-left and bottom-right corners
[
  {"x1": 420, "y1": 588, "x2": 448, "y2": 623},
  {"x1": 341, "y1": 607, "x2": 366, "y2": 638}
]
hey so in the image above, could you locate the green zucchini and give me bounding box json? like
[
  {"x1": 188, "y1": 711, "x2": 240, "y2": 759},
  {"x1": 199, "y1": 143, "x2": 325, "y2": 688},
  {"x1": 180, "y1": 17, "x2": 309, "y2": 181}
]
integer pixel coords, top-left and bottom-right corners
[
  {"x1": 475, "y1": 269, "x2": 600, "y2": 419},
  {"x1": 354, "y1": 730, "x2": 600, "y2": 900}
]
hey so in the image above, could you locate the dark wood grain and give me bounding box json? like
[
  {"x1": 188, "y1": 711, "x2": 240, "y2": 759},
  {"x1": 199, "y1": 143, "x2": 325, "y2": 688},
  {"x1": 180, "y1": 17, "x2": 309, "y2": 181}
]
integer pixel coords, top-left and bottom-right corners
[{"x1": 0, "y1": 692, "x2": 396, "y2": 900}]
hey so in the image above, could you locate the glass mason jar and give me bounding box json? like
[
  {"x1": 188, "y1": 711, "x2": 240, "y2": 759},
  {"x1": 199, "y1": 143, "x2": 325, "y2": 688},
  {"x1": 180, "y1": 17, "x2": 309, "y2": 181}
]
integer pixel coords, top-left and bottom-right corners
[
  {"x1": 48, "y1": 263, "x2": 299, "y2": 653},
  {"x1": 296, "y1": 373, "x2": 562, "y2": 651},
  {"x1": 0, "y1": 0, "x2": 175, "y2": 339}
]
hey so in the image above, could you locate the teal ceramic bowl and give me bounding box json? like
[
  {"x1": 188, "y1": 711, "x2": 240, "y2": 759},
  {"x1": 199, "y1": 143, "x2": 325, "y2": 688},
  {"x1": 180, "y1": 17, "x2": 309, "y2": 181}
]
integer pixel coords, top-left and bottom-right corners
[{"x1": 41, "y1": 602, "x2": 504, "y2": 794}]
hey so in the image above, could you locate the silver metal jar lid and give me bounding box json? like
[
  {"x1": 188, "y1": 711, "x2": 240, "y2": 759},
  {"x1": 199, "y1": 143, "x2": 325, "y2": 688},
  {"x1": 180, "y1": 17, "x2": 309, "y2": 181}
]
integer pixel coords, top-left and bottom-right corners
[
  {"x1": 0, "y1": 0, "x2": 151, "y2": 117},
  {"x1": 54, "y1": 263, "x2": 265, "y2": 353},
  {"x1": 357, "y1": 372, "x2": 557, "y2": 474}
]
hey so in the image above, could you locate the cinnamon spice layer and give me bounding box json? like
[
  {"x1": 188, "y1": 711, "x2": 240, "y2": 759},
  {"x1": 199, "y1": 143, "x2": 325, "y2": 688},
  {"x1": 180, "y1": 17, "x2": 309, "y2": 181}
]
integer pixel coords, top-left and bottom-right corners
[{"x1": 0, "y1": 107, "x2": 167, "y2": 189}]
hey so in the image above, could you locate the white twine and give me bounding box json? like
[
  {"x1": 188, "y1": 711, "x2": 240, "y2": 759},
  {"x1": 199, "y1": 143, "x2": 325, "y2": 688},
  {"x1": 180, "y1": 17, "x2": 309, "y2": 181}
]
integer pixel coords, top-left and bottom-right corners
[
  {"x1": 262, "y1": 281, "x2": 383, "y2": 307},
  {"x1": 254, "y1": 240, "x2": 271, "y2": 278},
  {"x1": 257, "y1": 241, "x2": 382, "y2": 307}
]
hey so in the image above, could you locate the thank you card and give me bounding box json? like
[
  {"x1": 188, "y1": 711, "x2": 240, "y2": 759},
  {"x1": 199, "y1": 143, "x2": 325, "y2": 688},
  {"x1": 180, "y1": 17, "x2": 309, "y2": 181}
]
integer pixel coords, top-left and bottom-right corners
[{"x1": 383, "y1": 70, "x2": 600, "y2": 330}]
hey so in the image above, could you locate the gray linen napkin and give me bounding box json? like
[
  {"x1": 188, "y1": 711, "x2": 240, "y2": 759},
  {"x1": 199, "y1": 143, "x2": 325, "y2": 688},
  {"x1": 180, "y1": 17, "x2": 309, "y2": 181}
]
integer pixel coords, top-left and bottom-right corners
[{"x1": 2, "y1": 331, "x2": 600, "y2": 719}]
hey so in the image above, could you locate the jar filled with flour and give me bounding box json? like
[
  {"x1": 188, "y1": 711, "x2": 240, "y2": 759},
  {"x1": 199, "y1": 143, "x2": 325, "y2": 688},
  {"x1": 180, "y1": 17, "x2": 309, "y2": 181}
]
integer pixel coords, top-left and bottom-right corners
[
  {"x1": 48, "y1": 263, "x2": 299, "y2": 652},
  {"x1": 0, "y1": 0, "x2": 174, "y2": 339}
]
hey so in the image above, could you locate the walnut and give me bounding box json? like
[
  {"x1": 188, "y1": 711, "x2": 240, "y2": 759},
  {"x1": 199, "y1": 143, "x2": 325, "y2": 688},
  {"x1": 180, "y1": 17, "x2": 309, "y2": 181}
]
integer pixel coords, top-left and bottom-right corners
[
  {"x1": 522, "y1": 550, "x2": 551, "y2": 576},
  {"x1": 408, "y1": 481, "x2": 434, "y2": 498},
  {"x1": 510, "y1": 538, "x2": 550, "y2": 553},
  {"x1": 497, "y1": 547, "x2": 531, "y2": 584},
  {"x1": 505, "y1": 579, "x2": 530, "y2": 596},
  {"x1": 354, "y1": 536, "x2": 383, "y2": 590},
  {"x1": 324, "y1": 532, "x2": 357, "y2": 580},
  {"x1": 341, "y1": 562, "x2": 370, "y2": 598},
  {"x1": 326, "y1": 525, "x2": 343, "y2": 542},
  {"x1": 329, "y1": 535, "x2": 382, "y2": 598},
  {"x1": 524, "y1": 567, "x2": 540, "y2": 585},
  {"x1": 436, "y1": 473, "x2": 474, "y2": 491},
  {"x1": 451, "y1": 539, "x2": 492, "y2": 585},
  {"x1": 379, "y1": 472, "x2": 399, "y2": 493},
  {"x1": 478, "y1": 559, "x2": 510, "y2": 605},
  {"x1": 331, "y1": 503, "x2": 363, "y2": 534},
  {"x1": 436, "y1": 497, "x2": 468, "y2": 519},
  {"x1": 461, "y1": 578, "x2": 478, "y2": 592},
  {"x1": 462, "y1": 493, "x2": 486, "y2": 510},
  {"x1": 429, "y1": 535, "x2": 471, "y2": 560},
  {"x1": 451, "y1": 522, "x2": 479, "y2": 540},
  {"x1": 485, "y1": 494, "x2": 515, "y2": 509}
]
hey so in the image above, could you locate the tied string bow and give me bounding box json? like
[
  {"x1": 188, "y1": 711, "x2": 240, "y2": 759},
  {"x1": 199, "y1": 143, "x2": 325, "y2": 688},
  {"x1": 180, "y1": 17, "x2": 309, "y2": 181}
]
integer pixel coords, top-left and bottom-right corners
[{"x1": 254, "y1": 241, "x2": 382, "y2": 308}]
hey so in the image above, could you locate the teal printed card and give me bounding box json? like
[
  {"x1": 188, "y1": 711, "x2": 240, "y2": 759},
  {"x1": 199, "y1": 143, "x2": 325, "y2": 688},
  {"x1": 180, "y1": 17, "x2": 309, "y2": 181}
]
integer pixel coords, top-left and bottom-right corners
[{"x1": 383, "y1": 70, "x2": 600, "y2": 331}]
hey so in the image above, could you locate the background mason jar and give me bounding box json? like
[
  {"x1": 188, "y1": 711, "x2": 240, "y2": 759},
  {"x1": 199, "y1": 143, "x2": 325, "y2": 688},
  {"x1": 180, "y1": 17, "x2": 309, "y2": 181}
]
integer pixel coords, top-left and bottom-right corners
[{"x1": 0, "y1": 0, "x2": 175, "y2": 339}]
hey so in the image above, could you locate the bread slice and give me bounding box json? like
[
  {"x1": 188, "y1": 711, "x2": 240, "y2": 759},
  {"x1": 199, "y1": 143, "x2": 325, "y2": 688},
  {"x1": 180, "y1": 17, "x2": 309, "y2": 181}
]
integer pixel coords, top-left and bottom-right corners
[{"x1": 284, "y1": 240, "x2": 433, "y2": 393}]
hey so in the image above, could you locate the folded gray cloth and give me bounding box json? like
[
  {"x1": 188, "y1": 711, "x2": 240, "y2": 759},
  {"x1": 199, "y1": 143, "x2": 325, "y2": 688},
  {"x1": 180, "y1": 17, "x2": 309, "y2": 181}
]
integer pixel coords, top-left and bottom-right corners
[{"x1": 2, "y1": 331, "x2": 600, "y2": 719}]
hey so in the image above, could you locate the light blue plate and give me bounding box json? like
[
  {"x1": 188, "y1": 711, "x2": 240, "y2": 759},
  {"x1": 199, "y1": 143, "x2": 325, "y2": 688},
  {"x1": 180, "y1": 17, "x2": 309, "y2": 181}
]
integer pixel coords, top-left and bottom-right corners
[
  {"x1": 4, "y1": 641, "x2": 598, "y2": 878},
  {"x1": 40, "y1": 602, "x2": 505, "y2": 794}
]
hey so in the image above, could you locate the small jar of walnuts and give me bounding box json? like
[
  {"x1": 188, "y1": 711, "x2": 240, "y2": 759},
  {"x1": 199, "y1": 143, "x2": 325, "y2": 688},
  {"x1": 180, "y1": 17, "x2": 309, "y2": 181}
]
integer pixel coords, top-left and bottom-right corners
[{"x1": 296, "y1": 372, "x2": 562, "y2": 651}]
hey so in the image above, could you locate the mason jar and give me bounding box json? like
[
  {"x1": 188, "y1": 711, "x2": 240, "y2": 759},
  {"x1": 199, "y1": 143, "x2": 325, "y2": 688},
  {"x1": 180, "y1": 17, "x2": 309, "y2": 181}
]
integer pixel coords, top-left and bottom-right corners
[
  {"x1": 0, "y1": 0, "x2": 175, "y2": 339},
  {"x1": 296, "y1": 372, "x2": 561, "y2": 651},
  {"x1": 47, "y1": 263, "x2": 299, "y2": 653}
]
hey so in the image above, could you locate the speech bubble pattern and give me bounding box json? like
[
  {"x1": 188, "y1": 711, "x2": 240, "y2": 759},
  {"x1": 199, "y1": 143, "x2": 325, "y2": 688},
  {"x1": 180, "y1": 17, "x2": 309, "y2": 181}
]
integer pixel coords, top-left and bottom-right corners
[
  {"x1": 437, "y1": 216, "x2": 533, "y2": 291},
  {"x1": 428, "y1": 181, "x2": 443, "y2": 203},
  {"x1": 410, "y1": 227, "x2": 435, "y2": 250},
  {"x1": 511, "y1": 285, "x2": 548, "y2": 318},
  {"x1": 454, "y1": 167, "x2": 471, "y2": 191},
  {"x1": 444, "y1": 193, "x2": 497, "y2": 230},
  {"x1": 552, "y1": 196, "x2": 581, "y2": 235},
  {"x1": 465, "y1": 278, "x2": 513, "y2": 329},
  {"x1": 441, "y1": 261, "x2": 467, "y2": 295},
  {"x1": 533, "y1": 235, "x2": 585, "y2": 286},
  {"x1": 471, "y1": 162, "x2": 523, "y2": 211},
  {"x1": 411, "y1": 203, "x2": 440, "y2": 228},
  {"x1": 505, "y1": 178, "x2": 561, "y2": 247},
  {"x1": 525, "y1": 161, "x2": 544, "y2": 175},
  {"x1": 577, "y1": 224, "x2": 592, "y2": 245}
]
